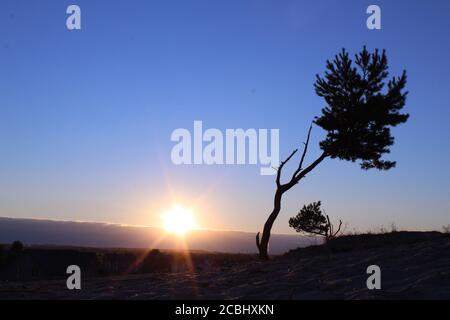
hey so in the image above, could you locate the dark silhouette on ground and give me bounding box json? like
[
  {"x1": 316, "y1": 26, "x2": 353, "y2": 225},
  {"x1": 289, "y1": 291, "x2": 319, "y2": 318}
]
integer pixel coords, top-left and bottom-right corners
[
  {"x1": 257, "y1": 47, "x2": 409, "y2": 259},
  {"x1": 289, "y1": 201, "x2": 342, "y2": 241},
  {"x1": 0, "y1": 243, "x2": 254, "y2": 281},
  {"x1": 1, "y1": 231, "x2": 449, "y2": 299}
]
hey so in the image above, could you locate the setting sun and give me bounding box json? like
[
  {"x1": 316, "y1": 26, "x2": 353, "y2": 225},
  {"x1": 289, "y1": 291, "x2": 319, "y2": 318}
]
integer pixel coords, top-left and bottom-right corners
[{"x1": 162, "y1": 206, "x2": 197, "y2": 235}]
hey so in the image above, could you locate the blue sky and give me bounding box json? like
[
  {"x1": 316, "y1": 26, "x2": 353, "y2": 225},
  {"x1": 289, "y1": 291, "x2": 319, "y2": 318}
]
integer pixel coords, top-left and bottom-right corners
[{"x1": 1, "y1": 0, "x2": 449, "y2": 234}]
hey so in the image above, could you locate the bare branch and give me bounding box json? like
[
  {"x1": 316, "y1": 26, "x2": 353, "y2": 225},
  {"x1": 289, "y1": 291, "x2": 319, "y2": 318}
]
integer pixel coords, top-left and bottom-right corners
[
  {"x1": 333, "y1": 220, "x2": 343, "y2": 238},
  {"x1": 256, "y1": 232, "x2": 261, "y2": 252},
  {"x1": 276, "y1": 149, "x2": 298, "y2": 187},
  {"x1": 292, "y1": 124, "x2": 313, "y2": 180},
  {"x1": 305, "y1": 230, "x2": 328, "y2": 237},
  {"x1": 326, "y1": 214, "x2": 333, "y2": 238},
  {"x1": 293, "y1": 151, "x2": 328, "y2": 183}
]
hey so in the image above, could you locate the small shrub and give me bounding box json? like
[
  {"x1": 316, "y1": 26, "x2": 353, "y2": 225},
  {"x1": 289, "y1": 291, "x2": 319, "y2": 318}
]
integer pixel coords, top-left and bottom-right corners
[
  {"x1": 390, "y1": 222, "x2": 398, "y2": 233},
  {"x1": 8, "y1": 240, "x2": 24, "y2": 261},
  {"x1": 289, "y1": 201, "x2": 342, "y2": 241},
  {"x1": 10, "y1": 241, "x2": 24, "y2": 254}
]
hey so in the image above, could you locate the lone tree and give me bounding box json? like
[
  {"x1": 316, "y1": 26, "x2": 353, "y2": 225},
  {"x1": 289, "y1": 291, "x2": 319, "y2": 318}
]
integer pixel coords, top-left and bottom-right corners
[
  {"x1": 10, "y1": 241, "x2": 24, "y2": 254},
  {"x1": 289, "y1": 201, "x2": 342, "y2": 241},
  {"x1": 256, "y1": 47, "x2": 409, "y2": 260}
]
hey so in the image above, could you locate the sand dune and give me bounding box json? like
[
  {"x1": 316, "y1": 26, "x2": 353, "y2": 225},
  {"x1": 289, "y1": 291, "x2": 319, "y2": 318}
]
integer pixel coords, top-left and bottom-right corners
[{"x1": 1, "y1": 231, "x2": 449, "y2": 299}]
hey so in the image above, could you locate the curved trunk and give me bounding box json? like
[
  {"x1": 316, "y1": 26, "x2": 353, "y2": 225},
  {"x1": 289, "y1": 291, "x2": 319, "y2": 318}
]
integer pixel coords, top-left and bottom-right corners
[
  {"x1": 257, "y1": 151, "x2": 327, "y2": 260},
  {"x1": 258, "y1": 189, "x2": 284, "y2": 260}
]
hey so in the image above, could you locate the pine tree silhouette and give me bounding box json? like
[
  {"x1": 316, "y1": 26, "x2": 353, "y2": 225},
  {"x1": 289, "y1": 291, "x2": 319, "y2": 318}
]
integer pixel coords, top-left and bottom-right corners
[
  {"x1": 289, "y1": 201, "x2": 342, "y2": 241},
  {"x1": 257, "y1": 47, "x2": 409, "y2": 260}
]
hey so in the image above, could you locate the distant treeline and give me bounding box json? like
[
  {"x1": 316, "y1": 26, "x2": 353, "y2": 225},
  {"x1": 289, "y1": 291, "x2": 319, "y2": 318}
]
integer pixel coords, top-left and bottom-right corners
[{"x1": 0, "y1": 241, "x2": 254, "y2": 281}]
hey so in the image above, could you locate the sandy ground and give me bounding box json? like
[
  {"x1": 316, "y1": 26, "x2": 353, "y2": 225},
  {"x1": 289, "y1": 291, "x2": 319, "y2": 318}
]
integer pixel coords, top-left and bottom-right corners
[{"x1": 1, "y1": 232, "x2": 450, "y2": 299}]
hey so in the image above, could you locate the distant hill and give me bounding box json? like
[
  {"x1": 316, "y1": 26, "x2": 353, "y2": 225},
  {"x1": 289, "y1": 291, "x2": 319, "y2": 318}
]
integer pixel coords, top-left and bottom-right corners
[{"x1": 0, "y1": 217, "x2": 317, "y2": 254}]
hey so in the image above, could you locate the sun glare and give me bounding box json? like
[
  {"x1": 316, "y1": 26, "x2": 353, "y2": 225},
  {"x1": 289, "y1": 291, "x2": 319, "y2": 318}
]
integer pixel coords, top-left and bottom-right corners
[{"x1": 162, "y1": 206, "x2": 197, "y2": 236}]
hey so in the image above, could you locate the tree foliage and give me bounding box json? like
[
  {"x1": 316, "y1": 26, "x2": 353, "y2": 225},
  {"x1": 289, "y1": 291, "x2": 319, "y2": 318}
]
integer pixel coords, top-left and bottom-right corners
[{"x1": 314, "y1": 47, "x2": 409, "y2": 170}]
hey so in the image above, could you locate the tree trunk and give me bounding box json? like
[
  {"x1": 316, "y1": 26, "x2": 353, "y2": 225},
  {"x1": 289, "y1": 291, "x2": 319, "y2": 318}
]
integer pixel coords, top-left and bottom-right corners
[
  {"x1": 258, "y1": 188, "x2": 284, "y2": 260},
  {"x1": 256, "y1": 151, "x2": 328, "y2": 260}
]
